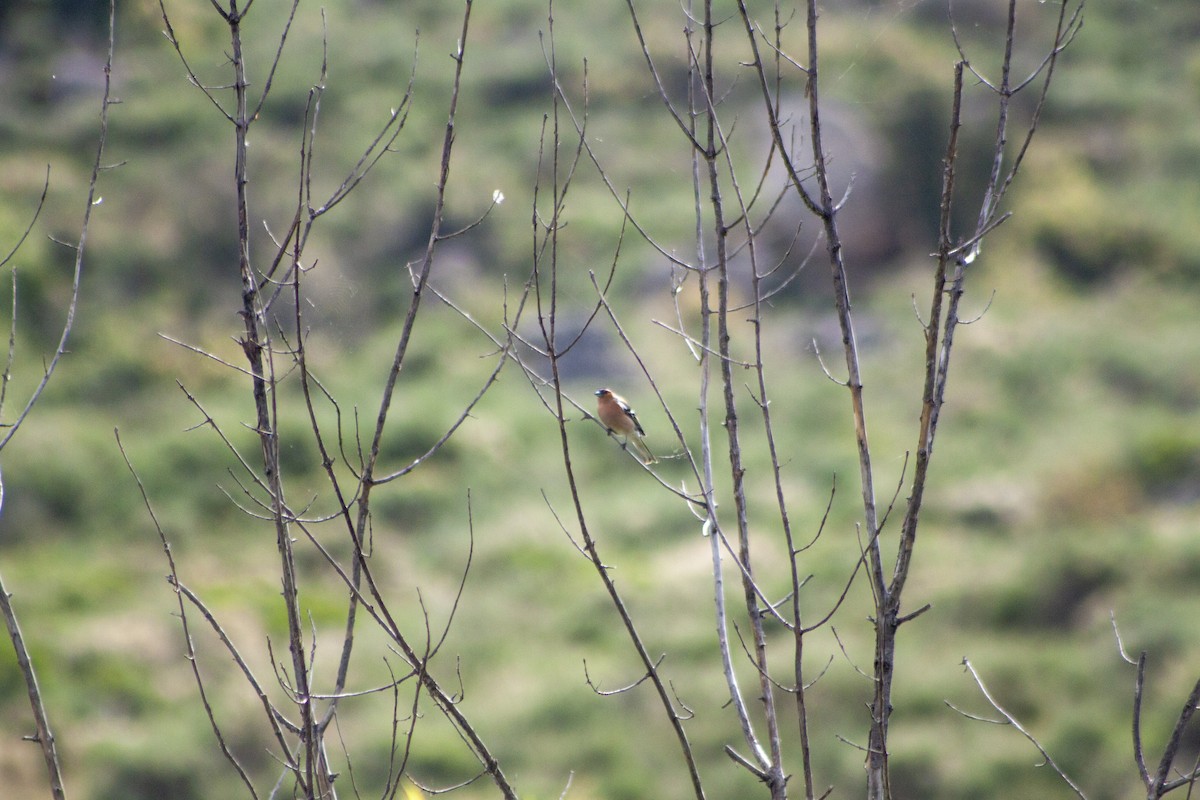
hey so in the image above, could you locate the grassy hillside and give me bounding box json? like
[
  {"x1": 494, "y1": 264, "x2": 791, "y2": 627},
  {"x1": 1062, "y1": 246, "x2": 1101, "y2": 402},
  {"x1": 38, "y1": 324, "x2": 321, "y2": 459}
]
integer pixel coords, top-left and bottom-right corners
[{"x1": 1, "y1": 1, "x2": 1198, "y2": 799}]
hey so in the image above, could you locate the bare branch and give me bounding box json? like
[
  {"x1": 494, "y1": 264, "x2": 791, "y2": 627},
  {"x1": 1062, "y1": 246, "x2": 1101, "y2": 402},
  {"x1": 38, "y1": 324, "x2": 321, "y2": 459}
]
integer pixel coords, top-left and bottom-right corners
[
  {"x1": 0, "y1": 167, "x2": 49, "y2": 272},
  {"x1": 1134, "y1": 652, "x2": 1151, "y2": 789},
  {"x1": 117, "y1": 431, "x2": 266, "y2": 797},
  {"x1": 961, "y1": 658, "x2": 1088, "y2": 799},
  {"x1": 1111, "y1": 613, "x2": 1138, "y2": 666},
  {"x1": 0, "y1": 8, "x2": 118, "y2": 798},
  {"x1": 0, "y1": 1, "x2": 115, "y2": 453},
  {"x1": 584, "y1": 654, "x2": 667, "y2": 696},
  {"x1": 0, "y1": 474, "x2": 68, "y2": 800},
  {"x1": 1151, "y1": 672, "x2": 1200, "y2": 796}
]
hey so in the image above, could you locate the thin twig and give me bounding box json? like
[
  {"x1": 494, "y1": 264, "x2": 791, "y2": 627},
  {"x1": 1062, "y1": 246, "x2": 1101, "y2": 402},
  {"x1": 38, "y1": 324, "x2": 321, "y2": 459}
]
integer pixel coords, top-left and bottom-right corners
[{"x1": 961, "y1": 658, "x2": 1087, "y2": 799}]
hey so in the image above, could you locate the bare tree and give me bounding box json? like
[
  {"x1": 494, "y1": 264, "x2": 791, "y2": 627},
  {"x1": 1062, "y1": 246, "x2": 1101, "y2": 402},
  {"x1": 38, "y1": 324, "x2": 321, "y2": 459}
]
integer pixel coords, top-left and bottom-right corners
[
  {"x1": 128, "y1": 1, "x2": 521, "y2": 797},
  {"x1": 85, "y1": 1, "x2": 1200, "y2": 798},
  {"x1": 954, "y1": 616, "x2": 1200, "y2": 800},
  {"x1": 514, "y1": 1, "x2": 1098, "y2": 799}
]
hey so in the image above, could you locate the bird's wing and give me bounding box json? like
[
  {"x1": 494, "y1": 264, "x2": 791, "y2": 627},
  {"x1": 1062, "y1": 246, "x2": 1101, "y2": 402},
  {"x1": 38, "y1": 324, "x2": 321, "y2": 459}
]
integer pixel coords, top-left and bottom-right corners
[{"x1": 621, "y1": 402, "x2": 647, "y2": 436}]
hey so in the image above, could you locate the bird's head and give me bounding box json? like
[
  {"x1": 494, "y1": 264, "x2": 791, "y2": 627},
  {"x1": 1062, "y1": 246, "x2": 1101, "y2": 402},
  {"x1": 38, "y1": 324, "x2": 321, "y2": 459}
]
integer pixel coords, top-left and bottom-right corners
[{"x1": 594, "y1": 388, "x2": 612, "y2": 398}]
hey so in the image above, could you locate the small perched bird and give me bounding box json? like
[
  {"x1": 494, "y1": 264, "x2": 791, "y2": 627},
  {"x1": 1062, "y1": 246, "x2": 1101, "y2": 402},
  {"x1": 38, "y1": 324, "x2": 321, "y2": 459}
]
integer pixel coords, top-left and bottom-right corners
[{"x1": 594, "y1": 388, "x2": 657, "y2": 464}]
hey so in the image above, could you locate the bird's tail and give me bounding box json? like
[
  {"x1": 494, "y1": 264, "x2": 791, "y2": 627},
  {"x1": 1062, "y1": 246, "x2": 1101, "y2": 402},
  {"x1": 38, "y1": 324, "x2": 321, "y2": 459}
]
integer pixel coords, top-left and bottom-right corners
[{"x1": 631, "y1": 435, "x2": 657, "y2": 465}]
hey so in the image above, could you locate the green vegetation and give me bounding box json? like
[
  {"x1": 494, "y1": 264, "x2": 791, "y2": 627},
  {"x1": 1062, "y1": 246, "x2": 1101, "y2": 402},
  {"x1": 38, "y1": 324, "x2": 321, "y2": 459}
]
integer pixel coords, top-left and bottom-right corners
[{"x1": 1, "y1": 1, "x2": 1198, "y2": 799}]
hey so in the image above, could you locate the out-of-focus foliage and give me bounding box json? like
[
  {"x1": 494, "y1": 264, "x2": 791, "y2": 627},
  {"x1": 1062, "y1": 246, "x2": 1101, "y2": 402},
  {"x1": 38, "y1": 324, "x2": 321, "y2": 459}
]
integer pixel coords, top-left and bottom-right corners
[{"x1": 1, "y1": 2, "x2": 1198, "y2": 799}]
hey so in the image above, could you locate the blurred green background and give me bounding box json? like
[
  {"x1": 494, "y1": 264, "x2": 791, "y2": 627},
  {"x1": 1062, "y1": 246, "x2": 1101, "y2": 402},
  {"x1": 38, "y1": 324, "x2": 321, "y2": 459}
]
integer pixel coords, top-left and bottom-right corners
[{"x1": 1, "y1": 1, "x2": 1198, "y2": 798}]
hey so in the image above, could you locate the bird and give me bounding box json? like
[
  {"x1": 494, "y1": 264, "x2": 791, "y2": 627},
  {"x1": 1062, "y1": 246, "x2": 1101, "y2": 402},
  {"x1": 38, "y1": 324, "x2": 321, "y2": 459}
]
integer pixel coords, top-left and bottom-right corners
[{"x1": 594, "y1": 388, "x2": 657, "y2": 464}]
